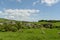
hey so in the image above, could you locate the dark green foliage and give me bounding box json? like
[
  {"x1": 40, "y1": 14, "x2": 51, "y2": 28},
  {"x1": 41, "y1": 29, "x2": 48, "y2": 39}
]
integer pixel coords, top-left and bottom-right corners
[
  {"x1": 42, "y1": 23, "x2": 53, "y2": 29},
  {"x1": 38, "y1": 20, "x2": 60, "y2": 23}
]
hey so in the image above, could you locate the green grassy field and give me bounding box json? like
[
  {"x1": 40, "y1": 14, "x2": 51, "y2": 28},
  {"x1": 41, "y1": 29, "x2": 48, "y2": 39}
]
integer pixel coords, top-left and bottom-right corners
[
  {"x1": 0, "y1": 29, "x2": 60, "y2": 40},
  {"x1": 0, "y1": 18, "x2": 60, "y2": 40}
]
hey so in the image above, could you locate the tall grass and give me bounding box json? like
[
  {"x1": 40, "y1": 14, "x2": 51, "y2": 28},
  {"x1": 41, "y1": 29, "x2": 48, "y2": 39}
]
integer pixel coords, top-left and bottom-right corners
[{"x1": 0, "y1": 29, "x2": 60, "y2": 40}]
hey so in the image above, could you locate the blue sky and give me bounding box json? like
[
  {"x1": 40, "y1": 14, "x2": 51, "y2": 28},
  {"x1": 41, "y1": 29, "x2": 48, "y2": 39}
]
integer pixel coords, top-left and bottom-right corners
[{"x1": 0, "y1": 0, "x2": 60, "y2": 22}]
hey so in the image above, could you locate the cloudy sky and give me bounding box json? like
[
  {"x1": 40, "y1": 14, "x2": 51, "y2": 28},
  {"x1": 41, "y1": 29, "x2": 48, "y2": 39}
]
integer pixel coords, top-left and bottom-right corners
[{"x1": 0, "y1": 0, "x2": 60, "y2": 22}]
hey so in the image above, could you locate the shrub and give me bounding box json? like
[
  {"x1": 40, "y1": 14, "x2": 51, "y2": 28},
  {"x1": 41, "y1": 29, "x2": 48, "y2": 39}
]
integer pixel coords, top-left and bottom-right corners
[
  {"x1": 42, "y1": 23, "x2": 53, "y2": 29},
  {"x1": 8, "y1": 26, "x2": 18, "y2": 32},
  {"x1": 0, "y1": 25, "x2": 6, "y2": 32}
]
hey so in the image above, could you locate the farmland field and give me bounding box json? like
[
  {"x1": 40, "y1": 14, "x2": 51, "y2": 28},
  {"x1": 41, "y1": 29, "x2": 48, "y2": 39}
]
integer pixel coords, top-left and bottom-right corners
[{"x1": 0, "y1": 28, "x2": 60, "y2": 40}]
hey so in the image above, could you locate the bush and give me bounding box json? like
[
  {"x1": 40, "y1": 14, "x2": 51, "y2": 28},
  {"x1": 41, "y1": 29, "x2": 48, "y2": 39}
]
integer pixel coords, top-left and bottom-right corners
[
  {"x1": 4, "y1": 25, "x2": 18, "y2": 32},
  {"x1": 42, "y1": 23, "x2": 53, "y2": 29},
  {"x1": 0, "y1": 25, "x2": 6, "y2": 32},
  {"x1": 8, "y1": 26, "x2": 18, "y2": 32}
]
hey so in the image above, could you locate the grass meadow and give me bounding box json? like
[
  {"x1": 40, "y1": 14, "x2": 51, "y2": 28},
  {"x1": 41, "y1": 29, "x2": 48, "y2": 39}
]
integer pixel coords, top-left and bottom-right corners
[{"x1": 0, "y1": 28, "x2": 60, "y2": 40}]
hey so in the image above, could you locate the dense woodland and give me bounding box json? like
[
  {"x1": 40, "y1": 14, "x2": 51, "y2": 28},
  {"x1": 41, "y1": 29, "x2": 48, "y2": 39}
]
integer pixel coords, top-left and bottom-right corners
[{"x1": 0, "y1": 18, "x2": 60, "y2": 32}]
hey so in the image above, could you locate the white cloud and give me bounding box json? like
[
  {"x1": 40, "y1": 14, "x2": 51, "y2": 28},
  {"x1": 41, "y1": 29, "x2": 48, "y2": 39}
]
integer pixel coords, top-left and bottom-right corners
[
  {"x1": 41, "y1": 0, "x2": 60, "y2": 6},
  {"x1": 0, "y1": 9, "x2": 40, "y2": 21},
  {"x1": 0, "y1": 11, "x2": 2, "y2": 13},
  {"x1": 33, "y1": 0, "x2": 60, "y2": 6},
  {"x1": 33, "y1": 0, "x2": 40, "y2": 6}
]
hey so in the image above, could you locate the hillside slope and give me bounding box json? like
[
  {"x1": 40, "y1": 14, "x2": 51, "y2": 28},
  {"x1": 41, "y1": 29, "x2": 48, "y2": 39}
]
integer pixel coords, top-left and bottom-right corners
[{"x1": 0, "y1": 18, "x2": 60, "y2": 32}]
